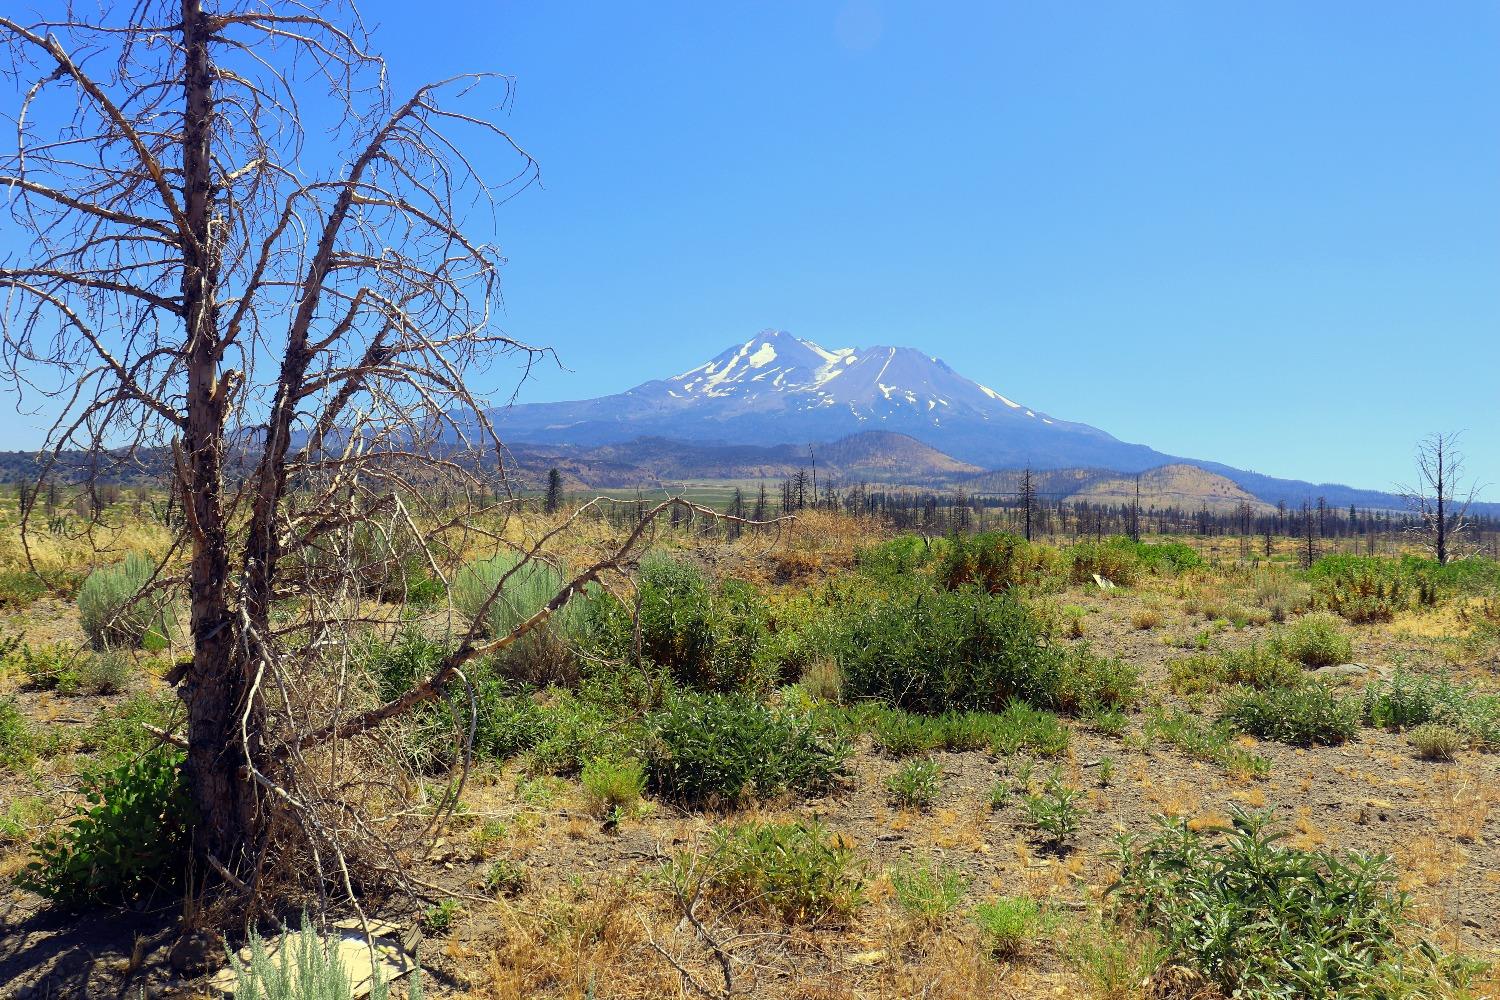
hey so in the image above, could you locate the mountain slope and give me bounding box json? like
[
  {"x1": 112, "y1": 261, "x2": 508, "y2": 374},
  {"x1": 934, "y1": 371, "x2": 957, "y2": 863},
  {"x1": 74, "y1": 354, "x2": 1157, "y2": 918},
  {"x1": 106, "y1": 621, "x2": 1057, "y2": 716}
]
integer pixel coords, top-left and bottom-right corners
[
  {"x1": 492, "y1": 330, "x2": 1169, "y2": 471},
  {"x1": 1070, "y1": 464, "x2": 1273, "y2": 513},
  {"x1": 501, "y1": 431, "x2": 982, "y2": 489}
]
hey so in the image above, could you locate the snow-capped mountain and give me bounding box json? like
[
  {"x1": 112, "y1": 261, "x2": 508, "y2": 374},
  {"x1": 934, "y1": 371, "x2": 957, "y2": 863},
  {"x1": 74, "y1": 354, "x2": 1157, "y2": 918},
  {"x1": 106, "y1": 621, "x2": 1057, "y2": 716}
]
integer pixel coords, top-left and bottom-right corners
[{"x1": 490, "y1": 330, "x2": 1173, "y2": 471}]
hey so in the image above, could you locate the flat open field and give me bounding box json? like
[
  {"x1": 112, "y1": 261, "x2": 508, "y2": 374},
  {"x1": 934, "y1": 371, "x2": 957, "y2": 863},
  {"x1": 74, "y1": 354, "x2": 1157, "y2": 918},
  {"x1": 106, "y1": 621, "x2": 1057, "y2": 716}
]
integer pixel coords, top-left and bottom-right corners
[{"x1": 2, "y1": 504, "x2": 1498, "y2": 998}]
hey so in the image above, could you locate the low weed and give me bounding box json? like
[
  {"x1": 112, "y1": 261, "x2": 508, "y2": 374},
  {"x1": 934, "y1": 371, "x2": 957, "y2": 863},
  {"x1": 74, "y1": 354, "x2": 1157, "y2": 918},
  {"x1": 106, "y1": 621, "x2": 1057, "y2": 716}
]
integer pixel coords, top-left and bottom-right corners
[
  {"x1": 1024, "y1": 773, "x2": 1082, "y2": 848},
  {"x1": 889, "y1": 856, "x2": 968, "y2": 926},
  {"x1": 1143, "y1": 708, "x2": 1271, "y2": 779},
  {"x1": 579, "y1": 757, "x2": 646, "y2": 818},
  {"x1": 974, "y1": 896, "x2": 1052, "y2": 959},
  {"x1": 1363, "y1": 671, "x2": 1498, "y2": 751},
  {"x1": 886, "y1": 758, "x2": 941, "y2": 810},
  {"x1": 688, "y1": 820, "x2": 863, "y2": 924}
]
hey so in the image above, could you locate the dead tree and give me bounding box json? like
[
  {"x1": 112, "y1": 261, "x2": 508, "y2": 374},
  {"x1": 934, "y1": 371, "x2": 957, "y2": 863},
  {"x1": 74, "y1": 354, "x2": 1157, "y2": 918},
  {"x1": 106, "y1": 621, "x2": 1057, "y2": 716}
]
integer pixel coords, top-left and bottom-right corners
[
  {"x1": 1402, "y1": 432, "x2": 1478, "y2": 565},
  {"x1": 0, "y1": 1, "x2": 756, "y2": 912}
]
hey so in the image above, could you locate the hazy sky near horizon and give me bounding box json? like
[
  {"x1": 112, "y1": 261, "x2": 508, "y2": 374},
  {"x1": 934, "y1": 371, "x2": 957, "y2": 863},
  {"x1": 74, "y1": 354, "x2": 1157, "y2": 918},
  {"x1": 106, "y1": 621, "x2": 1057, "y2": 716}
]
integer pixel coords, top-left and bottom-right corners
[{"x1": 3, "y1": 1, "x2": 1497, "y2": 494}]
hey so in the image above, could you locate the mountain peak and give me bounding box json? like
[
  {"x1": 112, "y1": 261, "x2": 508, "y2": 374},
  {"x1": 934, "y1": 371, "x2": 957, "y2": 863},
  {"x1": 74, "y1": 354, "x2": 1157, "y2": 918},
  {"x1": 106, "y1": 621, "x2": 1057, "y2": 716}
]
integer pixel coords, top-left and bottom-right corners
[{"x1": 492, "y1": 329, "x2": 1156, "y2": 471}]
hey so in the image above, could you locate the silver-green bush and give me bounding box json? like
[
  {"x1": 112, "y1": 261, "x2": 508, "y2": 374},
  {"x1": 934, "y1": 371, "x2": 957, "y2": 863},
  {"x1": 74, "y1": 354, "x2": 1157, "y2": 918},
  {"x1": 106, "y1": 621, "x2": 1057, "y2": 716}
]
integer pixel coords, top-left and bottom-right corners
[{"x1": 76, "y1": 553, "x2": 172, "y2": 650}]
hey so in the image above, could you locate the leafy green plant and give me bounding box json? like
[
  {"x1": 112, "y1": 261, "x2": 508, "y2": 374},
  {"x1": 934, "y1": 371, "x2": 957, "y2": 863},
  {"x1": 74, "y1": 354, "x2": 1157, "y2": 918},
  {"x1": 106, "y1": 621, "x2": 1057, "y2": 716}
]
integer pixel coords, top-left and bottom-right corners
[
  {"x1": 1220, "y1": 683, "x2": 1360, "y2": 746},
  {"x1": 1270, "y1": 611, "x2": 1352, "y2": 667},
  {"x1": 1112, "y1": 809, "x2": 1420, "y2": 1000},
  {"x1": 691, "y1": 820, "x2": 863, "y2": 924},
  {"x1": 886, "y1": 757, "x2": 941, "y2": 810},
  {"x1": 647, "y1": 690, "x2": 845, "y2": 807},
  {"x1": 973, "y1": 895, "x2": 1050, "y2": 958},
  {"x1": 889, "y1": 856, "x2": 968, "y2": 925},
  {"x1": 1024, "y1": 775, "x2": 1082, "y2": 848},
  {"x1": 20, "y1": 748, "x2": 193, "y2": 907},
  {"x1": 76, "y1": 552, "x2": 173, "y2": 650},
  {"x1": 483, "y1": 858, "x2": 528, "y2": 897},
  {"x1": 580, "y1": 757, "x2": 646, "y2": 817},
  {"x1": 419, "y1": 899, "x2": 460, "y2": 936},
  {"x1": 228, "y1": 912, "x2": 423, "y2": 1000}
]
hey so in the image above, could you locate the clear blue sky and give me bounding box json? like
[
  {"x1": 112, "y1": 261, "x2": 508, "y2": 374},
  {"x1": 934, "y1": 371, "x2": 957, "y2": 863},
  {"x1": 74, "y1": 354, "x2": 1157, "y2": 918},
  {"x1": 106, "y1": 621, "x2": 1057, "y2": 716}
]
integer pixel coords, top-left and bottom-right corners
[{"x1": 5, "y1": 1, "x2": 1499, "y2": 495}]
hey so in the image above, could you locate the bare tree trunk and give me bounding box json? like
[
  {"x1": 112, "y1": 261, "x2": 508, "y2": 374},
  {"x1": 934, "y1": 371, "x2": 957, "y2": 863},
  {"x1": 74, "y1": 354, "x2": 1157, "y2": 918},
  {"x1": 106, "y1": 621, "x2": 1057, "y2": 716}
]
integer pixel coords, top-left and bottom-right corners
[{"x1": 177, "y1": 0, "x2": 260, "y2": 872}]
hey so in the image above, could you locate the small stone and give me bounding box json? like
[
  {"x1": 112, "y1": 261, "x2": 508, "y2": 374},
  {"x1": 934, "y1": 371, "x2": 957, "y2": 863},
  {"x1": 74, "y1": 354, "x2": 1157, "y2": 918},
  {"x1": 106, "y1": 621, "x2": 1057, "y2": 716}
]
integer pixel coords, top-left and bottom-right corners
[
  {"x1": 169, "y1": 929, "x2": 219, "y2": 976},
  {"x1": 1315, "y1": 663, "x2": 1368, "y2": 677}
]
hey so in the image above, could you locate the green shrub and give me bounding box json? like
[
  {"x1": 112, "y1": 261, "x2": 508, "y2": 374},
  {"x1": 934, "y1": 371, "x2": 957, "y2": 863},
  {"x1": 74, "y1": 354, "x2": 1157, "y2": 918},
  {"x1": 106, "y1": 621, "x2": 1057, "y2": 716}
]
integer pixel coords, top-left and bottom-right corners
[
  {"x1": 594, "y1": 554, "x2": 778, "y2": 693},
  {"x1": 228, "y1": 912, "x2": 423, "y2": 1000},
  {"x1": 1173, "y1": 645, "x2": 1303, "y2": 695},
  {"x1": 1166, "y1": 654, "x2": 1224, "y2": 696},
  {"x1": 1271, "y1": 612, "x2": 1352, "y2": 667},
  {"x1": 76, "y1": 553, "x2": 173, "y2": 650},
  {"x1": 889, "y1": 856, "x2": 968, "y2": 925},
  {"x1": 525, "y1": 691, "x2": 639, "y2": 776},
  {"x1": 1128, "y1": 540, "x2": 1203, "y2": 575},
  {"x1": 1364, "y1": 672, "x2": 1498, "y2": 751},
  {"x1": 580, "y1": 757, "x2": 646, "y2": 817},
  {"x1": 21, "y1": 748, "x2": 193, "y2": 907},
  {"x1": 1408, "y1": 723, "x2": 1464, "y2": 761},
  {"x1": 856, "y1": 534, "x2": 941, "y2": 580},
  {"x1": 1113, "y1": 809, "x2": 1418, "y2": 999},
  {"x1": 1220, "y1": 683, "x2": 1359, "y2": 746},
  {"x1": 451, "y1": 552, "x2": 596, "y2": 686},
  {"x1": 693, "y1": 820, "x2": 863, "y2": 924},
  {"x1": 66, "y1": 649, "x2": 133, "y2": 695},
  {"x1": 937, "y1": 532, "x2": 1058, "y2": 593},
  {"x1": 0, "y1": 569, "x2": 49, "y2": 608},
  {"x1": 1315, "y1": 565, "x2": 1411, "y2": 623},
  {"x1": 886, "y1": 758, "x2": 941, "y2": 810},
  {"x1": 833, "y1": 586, "x2": 1137, "y2": 716},
  {"x1": 1220, "y1": 644, "x2": 1304, "y2": 689},
  {"x1": 973, "y1": 896, "x2": 1049, "y2": 958},
  {"x1": 0, "y1": 697, "x2": 36, "y2": 771},
  {"x1": 647, "y1": 691, "x2": 845, "y2": 807},
  {"x1": 1067, "y1": 540, "x2": 1140, "y2": 587}
]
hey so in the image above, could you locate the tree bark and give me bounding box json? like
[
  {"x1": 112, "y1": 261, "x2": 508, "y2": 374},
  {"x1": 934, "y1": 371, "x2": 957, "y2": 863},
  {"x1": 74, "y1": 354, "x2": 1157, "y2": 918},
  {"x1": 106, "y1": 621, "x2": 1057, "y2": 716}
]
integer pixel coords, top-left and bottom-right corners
[{"x1": 178, "y1": 0, "x2": 261, "y2": 874}]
